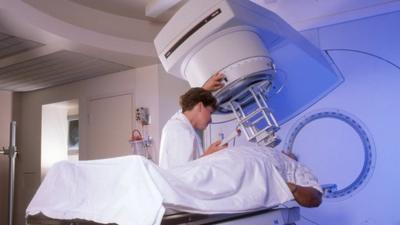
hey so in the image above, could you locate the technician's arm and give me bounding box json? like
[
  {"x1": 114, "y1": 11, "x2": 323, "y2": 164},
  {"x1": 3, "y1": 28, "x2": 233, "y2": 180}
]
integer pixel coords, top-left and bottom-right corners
[
  {"x1": 202, "y1": 72, "x2": 225, "y2": 91},
  {"x1": 202, "y1": 140, "x2": 227, "y2": 157},
  {"x1": 287, "y1": 182, "x2": 322, "y2": 208}
]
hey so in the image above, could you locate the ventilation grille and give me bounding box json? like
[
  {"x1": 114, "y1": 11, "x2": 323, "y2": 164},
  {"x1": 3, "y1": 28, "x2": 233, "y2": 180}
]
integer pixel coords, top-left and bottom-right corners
[
  {"x1": 0, "y1": 32, "x2": 44, "y2": 59},
  {"x1": 0, "y1": 50, "x2": 133, "y2": 92}
]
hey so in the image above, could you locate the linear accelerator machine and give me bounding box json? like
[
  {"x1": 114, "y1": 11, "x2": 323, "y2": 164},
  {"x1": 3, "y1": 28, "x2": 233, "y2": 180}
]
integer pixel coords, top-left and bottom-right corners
[
  {"x1": 154, "y1": 0, "x2": 340, "y2": 224},
  {"x1": 27, "y1": 0, "x2": 341, "y2": 225}
]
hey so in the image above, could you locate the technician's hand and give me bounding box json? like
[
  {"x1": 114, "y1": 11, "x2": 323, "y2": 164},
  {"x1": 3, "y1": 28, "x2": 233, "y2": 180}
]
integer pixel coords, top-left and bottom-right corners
[
  {"x1": 203, "y1": 140, "x2": 227, "y2": 156},
  {"x1": 202, "y1": 72, "x2": 225, "y2": 91}
]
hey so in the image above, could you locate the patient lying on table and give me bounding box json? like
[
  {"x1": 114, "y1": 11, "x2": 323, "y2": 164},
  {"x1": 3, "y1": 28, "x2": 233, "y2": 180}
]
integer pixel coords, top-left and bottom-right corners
[
  {"x1": 264, "y1": 149, "x2": 322, "y2": 208},
  {"x1": 26, "y1": 145, "x2": 322, "y2": 225}
]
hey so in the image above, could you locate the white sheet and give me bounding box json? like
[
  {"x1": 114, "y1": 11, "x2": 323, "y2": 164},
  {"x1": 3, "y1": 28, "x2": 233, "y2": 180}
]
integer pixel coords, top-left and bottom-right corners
[
  {"x1": 26, "y1": 156, "x2": 165, "y2": 225},
  {"x1": 26, "y1": 146, "x2": 294, "y2": 225}
]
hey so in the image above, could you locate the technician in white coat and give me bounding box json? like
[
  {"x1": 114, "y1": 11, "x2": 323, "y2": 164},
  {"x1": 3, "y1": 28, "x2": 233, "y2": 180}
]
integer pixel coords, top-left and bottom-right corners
[{"x1": 159, "y1": 73, "x2": 227, "y2": 169}]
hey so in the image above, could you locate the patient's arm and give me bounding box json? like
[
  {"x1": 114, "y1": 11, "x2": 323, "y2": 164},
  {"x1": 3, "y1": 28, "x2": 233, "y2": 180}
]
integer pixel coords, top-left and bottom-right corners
[{"x1": 287, "y1": 183, "x2": 322, "y2": 208}]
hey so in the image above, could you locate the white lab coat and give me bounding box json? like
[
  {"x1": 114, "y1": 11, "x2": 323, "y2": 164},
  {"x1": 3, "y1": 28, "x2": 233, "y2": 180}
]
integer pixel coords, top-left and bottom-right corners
[{"x1": 159, "y1": 111, "x2": 204, "y2": 169}]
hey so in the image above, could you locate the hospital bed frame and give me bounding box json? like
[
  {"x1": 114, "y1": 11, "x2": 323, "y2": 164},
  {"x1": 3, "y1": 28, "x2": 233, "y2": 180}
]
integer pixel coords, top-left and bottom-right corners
[{"x1": 27, "y1": 207, "x2": 299, "y2": 225}]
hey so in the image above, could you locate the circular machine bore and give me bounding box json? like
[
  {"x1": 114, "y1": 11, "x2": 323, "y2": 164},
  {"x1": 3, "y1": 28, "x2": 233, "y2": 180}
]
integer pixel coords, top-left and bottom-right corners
[{"x1": 284, "y1": 109, "x2": 376, "y2": 200}]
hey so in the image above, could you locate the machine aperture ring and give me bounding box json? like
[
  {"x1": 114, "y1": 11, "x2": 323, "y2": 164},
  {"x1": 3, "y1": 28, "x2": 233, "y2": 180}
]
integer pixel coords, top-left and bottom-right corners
[{"x1": 284, "y1": 109, "x2": 376, "y2": 199}]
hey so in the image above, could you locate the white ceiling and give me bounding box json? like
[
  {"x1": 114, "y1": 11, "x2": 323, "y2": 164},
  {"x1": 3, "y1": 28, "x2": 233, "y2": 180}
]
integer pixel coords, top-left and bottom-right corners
[
  {"x1": 0, "y1": 0, "x2": 399, "y2": 92},
  {"x1": 70, "y1": 0, "x2": 151, "y2": 20}
]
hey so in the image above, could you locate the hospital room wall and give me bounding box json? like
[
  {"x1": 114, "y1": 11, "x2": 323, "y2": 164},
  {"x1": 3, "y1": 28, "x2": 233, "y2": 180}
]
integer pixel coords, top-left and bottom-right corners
[
  {"x1": 11, "y1": 64, "x2": 188, "y2": 225},
  {"x1": 127, "y1": 64, "x2": 189, "y2": 163},
  {"x1": 133, "y1": 64, "x2": 188, "y2": 163}
]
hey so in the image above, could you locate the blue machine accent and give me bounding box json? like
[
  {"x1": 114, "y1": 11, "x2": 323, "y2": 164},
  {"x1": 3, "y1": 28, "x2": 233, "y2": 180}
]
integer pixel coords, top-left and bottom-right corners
[
  {"x1": 266, "y1": 44, "x2": 344, "y2": 125},
  {"x1": 284, "y1": 109, "x2": 375, "y2": 199}
]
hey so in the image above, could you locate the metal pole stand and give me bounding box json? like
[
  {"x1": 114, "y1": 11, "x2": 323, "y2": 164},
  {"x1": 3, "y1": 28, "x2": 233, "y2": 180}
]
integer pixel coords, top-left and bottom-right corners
[{"x1": 1, "y1": 121, "x2": 18, "y2": 225}]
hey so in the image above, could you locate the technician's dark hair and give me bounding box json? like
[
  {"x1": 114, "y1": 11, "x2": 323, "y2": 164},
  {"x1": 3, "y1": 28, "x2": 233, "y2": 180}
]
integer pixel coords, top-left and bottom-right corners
[{"x1": 180, "y1": 87, "x2": 217, "y2": 112}]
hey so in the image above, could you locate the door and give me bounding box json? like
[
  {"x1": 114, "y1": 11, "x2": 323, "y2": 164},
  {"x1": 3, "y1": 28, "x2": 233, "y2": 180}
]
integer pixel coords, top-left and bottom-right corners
[{"x1": 88, "y1": 94, "x2": 134, "y2": 159}]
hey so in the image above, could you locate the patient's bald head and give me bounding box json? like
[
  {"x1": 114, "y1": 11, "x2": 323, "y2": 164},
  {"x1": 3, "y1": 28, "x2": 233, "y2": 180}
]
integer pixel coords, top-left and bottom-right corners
[{"x1": 180, "y1": 88, "x2": 217, "y2": 112}]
